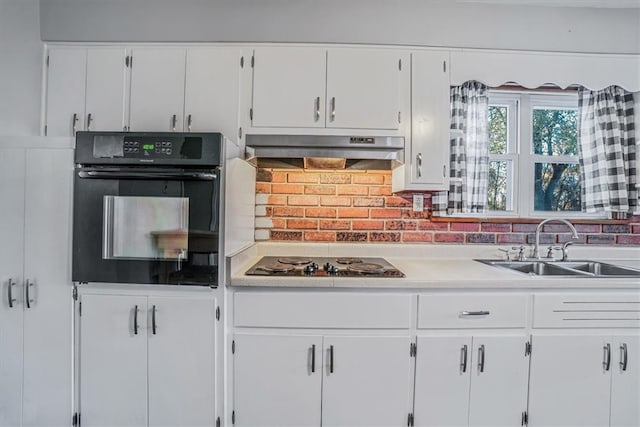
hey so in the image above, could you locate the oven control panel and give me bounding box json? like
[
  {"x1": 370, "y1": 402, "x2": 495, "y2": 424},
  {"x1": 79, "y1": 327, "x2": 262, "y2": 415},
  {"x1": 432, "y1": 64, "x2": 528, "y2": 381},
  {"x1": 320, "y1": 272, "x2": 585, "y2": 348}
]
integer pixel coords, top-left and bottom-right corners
[{"x1": 123, "y1": 140, "x2": 175, "y2": 156}]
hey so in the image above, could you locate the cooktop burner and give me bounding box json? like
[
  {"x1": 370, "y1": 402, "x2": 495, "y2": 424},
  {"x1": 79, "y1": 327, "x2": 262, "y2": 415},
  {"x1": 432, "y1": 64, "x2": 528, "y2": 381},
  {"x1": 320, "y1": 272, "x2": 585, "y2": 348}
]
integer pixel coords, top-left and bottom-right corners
[{"x1": 245, "y1": 256, "x2": 405, "y2": 278}]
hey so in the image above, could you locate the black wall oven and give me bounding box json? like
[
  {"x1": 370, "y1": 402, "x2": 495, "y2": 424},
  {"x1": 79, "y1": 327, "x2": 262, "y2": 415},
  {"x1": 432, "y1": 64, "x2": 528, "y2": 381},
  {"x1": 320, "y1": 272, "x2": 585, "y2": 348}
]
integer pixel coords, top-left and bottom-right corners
[{"x1": 73, "y1": 131, "x2": 222, "y2": 287}]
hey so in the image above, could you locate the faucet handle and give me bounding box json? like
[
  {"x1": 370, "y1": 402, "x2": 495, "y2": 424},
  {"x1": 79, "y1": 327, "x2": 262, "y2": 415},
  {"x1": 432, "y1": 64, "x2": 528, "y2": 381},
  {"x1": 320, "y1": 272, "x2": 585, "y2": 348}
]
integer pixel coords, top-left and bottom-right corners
[
  {"x1": 546, "y1": 245, "x2": 562, "y2": 259},
  {"x1": 498, "y1": 248, "x2": 511, "y2": 261},
  {"x1": 511, "y1": 245, "x2": 526, "y2": 261}
]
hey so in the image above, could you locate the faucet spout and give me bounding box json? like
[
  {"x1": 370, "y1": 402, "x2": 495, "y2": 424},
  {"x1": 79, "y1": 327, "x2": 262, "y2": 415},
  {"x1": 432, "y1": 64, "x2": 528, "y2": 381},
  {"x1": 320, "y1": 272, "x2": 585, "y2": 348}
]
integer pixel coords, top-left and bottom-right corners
[{"x1": 534, "y1": 218, "x2": 579, "y2": 260}]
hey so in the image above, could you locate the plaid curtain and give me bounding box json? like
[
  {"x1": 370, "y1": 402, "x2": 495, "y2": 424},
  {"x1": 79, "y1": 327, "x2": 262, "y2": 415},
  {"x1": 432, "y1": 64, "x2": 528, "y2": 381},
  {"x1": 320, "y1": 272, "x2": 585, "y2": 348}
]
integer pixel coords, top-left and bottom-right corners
[
  {"x1": 433, "y1": 81, "x2": 489, "y2": 215},
  {"x1": 578, "y1": 86, "x2": 637, "y2": 214}
]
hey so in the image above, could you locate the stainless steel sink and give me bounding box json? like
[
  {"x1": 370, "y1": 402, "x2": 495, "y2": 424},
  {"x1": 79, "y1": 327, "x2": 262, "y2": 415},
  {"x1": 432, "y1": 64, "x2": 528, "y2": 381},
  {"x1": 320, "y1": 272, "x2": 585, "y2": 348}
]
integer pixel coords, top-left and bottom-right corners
[{"x1": 475, "y1": 259, "x2": 640, "y2": 278}]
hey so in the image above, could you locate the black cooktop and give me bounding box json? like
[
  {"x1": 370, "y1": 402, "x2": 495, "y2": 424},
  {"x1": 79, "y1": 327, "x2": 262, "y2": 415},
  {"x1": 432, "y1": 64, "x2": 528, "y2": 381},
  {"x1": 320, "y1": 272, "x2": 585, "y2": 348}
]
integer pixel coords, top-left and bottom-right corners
[{"x1": 244, "y1": 256, "x2": 405, "y2": 277}]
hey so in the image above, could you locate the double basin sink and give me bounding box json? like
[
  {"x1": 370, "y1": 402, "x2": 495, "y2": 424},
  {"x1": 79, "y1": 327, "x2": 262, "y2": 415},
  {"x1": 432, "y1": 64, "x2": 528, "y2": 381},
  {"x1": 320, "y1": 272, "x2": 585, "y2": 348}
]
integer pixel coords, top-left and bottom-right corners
[{"x1": 476, "y1": 259, "x2": 640, "y2": 278}]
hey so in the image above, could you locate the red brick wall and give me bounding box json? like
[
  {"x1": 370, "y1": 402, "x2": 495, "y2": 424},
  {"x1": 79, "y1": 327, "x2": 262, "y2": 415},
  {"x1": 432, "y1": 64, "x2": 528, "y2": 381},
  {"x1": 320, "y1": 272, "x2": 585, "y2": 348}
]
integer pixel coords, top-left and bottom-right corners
[{"x1": 254, "y1": 168, "x2": 640, "y2": 245}]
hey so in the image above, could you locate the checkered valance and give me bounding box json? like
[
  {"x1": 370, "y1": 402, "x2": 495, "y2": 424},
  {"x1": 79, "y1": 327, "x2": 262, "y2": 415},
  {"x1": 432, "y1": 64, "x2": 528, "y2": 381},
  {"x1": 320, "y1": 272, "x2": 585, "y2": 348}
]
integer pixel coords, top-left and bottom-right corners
[
  {"x1": 578, "y1": 86, "x2": 637, "y2": 214},
  {"x1": 433, "y1": 81, "x2": 489, "y2": 216}
]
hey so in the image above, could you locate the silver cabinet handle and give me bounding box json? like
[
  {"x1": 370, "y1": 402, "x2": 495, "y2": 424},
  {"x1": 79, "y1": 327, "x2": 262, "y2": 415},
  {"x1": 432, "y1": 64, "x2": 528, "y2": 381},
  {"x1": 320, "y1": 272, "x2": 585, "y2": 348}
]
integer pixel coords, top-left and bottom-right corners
[
  {"x1": 330, "y1": 97, "x2": 336, "y2": 122},
  {"x1": 329, "y1": 345, "x2": 334, "y2": 373},
  {"x1": 314, "y1": 97, "x2": 320, "y2": 122},
  {"x1": 7, "y1": 279, "x2": 17, "y2": 308},
  {"x1": 478, "y1": 344, "x2": 485, "y2": 373},
  {"x1": 25, "y1": 279, "x2": 34, "y2": 309},
  {"x1": 460, "y1": 344, "x2": 468, "y2": 373},
  {"x1": 72, "y1": 113, "x2": 79, "y2": 135},
  {"x1": 603, "y1": 343, "x2": 611, "y2": 371},
  {"x1": 86, "y1": 113, "x2": 93, "y2": 130},
  {"x1": 311, "y1": 344, "x2": 316, "y2": 373},
  {"x1": 187, "y1": 114, "x2": 192, "y2": 132},
  {"x1": 133, "y1": 305, "x2": 139, "y2": 335},
  {"x1": 171, "y1": 114, "x2": 177, "y2": 131},
  {"x1": 417, "y1": 153, "x2": 422, "y2": 178},
  {"x1": 620, "y1": 343, "x2": 628, "y2": 371},
  {"x1": 461, "y1": 311, "x2": 490, "y2": 316},
  {"x1": 152, "y1": 305, "x2": 157, "y2": 335}
]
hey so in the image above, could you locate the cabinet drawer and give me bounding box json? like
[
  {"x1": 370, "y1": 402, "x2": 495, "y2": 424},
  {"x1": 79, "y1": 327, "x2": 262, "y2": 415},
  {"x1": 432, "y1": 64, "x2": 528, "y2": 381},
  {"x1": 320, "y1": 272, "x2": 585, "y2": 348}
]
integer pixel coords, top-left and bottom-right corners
[
  {"x1": 417, "y1": 294, "x2": 529, "y2": 329},
  {"x1": 533, "y1": 293, "x2": 640, "y2": 328},
  {"x1": 234, "y1": 292, "x2": 411, "y2": 329}
]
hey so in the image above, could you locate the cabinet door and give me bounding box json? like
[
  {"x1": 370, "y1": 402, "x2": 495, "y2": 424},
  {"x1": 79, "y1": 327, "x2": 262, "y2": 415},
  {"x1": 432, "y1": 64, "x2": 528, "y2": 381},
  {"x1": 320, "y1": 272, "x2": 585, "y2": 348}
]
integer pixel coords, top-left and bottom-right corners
[
  {"x1": 80, "y1": 294, "x2": 148, "y2": 427},
  {"x1": 233, "y1": 333, "x2": 322, "y2": 427},
  {"x1": 22, "y1": 149, "x2": 73, "y2": 427},
  {"x1": 45, "y1": 47, "x2": 86, "y2": 136},
  {"x1": 85, "y1": 48, "x2": 128, "y2": 132},
  {"x1": 251, "y1": 47, "x2": 326, "y2": 128},
  {"x1": 129, "y1": 48, "x2": 186, "y2": 132},
  {"x1": 468, "y1": 335, "x2": 529, "y2": 427},
  {"x1": 326, "y1": 49, "x2": 401, "y2": 130},
  {"x1": 322, "y1": 336, "x2": 412, "y2": 427},
  {"x1": 414, "y1": 336, "x2": 472, "y2": 427},
  {"x1": 148, "y1": 296, "x2": 216, "y2": 427},
  {"x1": 528, "y1": 334, "x2": 611, "y2": 427},
  {"x1": 0, "y1": 149, "x2": 25, "y2": 427},
  {"x1": 184, "y1": 48, "x2": 241, "y2": 137},
  {"x1": 410, "y1": 51, "x2": 450, "y2": 189},
  {"x1": 611, "y1": 335, "x2": 640, "y2": 427}
]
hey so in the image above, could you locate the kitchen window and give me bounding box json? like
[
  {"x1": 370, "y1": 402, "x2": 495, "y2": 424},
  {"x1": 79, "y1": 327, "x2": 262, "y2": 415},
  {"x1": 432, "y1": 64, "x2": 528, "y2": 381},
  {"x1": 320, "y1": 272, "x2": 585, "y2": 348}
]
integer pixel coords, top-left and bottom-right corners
[{"x1": 484, "y1": 89, "x2": 602, "y2": 218}]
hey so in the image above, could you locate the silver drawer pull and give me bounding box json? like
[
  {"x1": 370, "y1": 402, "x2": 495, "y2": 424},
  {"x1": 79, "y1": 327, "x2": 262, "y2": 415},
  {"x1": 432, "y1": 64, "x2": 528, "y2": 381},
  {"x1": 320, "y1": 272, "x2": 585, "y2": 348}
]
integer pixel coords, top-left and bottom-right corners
[{"x1": 460, "y1": 310, "x2": 490, "y2": 316}]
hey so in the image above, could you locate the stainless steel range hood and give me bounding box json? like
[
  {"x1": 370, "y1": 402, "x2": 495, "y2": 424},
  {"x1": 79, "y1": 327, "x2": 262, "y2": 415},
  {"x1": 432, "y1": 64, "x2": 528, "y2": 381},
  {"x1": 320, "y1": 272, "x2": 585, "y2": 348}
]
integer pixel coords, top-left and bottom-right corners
[{"x1": 245, "y1": 135, "x2": 404, "y2": 169}]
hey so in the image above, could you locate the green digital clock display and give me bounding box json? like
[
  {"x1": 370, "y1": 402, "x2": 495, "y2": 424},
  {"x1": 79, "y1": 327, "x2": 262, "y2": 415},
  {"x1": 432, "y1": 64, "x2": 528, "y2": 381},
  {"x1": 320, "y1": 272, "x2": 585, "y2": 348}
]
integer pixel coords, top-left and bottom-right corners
[{"x1": 143, "y1": 144, "x2": 155, "y2": 150}]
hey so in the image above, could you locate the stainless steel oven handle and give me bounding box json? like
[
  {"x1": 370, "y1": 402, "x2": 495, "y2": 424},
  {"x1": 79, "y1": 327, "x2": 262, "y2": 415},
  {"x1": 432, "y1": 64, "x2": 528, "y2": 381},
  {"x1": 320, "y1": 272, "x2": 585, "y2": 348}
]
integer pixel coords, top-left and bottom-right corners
[{"x1": 78, "y1": 171, "x2": 217, "y2": 180}]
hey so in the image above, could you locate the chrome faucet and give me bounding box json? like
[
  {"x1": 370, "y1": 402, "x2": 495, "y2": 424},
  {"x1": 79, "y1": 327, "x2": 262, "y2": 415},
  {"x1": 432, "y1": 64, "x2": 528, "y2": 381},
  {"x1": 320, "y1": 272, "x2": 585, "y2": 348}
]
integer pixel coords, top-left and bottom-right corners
[{"x1": 534, "y1": 218, "x2": 579, "y2": 260}]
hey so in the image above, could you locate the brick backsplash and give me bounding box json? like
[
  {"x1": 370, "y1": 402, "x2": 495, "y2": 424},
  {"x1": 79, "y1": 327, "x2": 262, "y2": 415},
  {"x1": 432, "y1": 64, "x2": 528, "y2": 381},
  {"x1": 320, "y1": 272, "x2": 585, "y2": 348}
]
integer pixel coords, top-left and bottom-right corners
[{"x1": 254, "y1": 168, "x2": 640, "y2": 246}]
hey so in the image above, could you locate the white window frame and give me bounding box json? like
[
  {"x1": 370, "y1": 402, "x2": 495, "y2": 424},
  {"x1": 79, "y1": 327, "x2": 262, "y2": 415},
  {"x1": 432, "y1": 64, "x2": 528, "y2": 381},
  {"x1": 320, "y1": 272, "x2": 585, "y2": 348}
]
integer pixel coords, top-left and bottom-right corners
[{"x1": 458, "y1": 89, "x2": 607, "y2": 219}]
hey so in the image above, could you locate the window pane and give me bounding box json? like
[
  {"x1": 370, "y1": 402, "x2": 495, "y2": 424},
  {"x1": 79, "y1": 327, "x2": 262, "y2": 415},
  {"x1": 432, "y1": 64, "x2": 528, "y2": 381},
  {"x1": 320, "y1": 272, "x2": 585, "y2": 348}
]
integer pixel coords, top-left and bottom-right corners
[
  {"x1": 533, "y1": 163, "x2": 581, "y2": 211},
  {"x1": 488, "y1": 160, "x2": 510, "y2": 211},
  {"x1": 532, "y1": 108, "x2": 577, "y2": 155},
  {"x1": 488, "y1": 105, "x2": 508, "y2": 154}
]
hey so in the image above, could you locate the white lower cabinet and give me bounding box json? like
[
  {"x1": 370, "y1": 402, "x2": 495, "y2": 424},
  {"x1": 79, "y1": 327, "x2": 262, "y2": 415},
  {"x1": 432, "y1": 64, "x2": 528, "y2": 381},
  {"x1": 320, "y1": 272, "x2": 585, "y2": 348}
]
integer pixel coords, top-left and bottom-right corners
[
  {"x1": 233, "y1": 333, "x2": 412, "y2": 427},
  {"x1": 529, "y1": 334, "x2": 640, "y2": 427},
  {"x1": 0, "y1": 148, "x2": 73, "y2": 427},
  {"x1": 79, "y1": 291, "x2": 217, "y2": 427},
  {"x1": 414, "y1": 335, "x2": 529, "y2": 427}
]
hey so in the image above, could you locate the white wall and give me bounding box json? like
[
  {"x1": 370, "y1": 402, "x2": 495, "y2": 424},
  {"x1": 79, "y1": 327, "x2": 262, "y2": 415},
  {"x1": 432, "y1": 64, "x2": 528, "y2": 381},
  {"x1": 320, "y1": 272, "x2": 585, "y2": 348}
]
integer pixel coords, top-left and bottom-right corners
[
  {"x1": 0, "y1": 0, "x2": 42, "y2": 136},
  {"x1": 39, "y1": 0, "x2": 640, "y2": 54}
]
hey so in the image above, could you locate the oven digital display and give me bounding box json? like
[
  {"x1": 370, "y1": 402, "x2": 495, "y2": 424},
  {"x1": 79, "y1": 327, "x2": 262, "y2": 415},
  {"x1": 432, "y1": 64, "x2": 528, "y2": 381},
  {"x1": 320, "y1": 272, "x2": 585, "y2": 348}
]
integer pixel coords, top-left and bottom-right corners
[{"x1": 143, "y1": 144, "x2": 154, "y2": 150}]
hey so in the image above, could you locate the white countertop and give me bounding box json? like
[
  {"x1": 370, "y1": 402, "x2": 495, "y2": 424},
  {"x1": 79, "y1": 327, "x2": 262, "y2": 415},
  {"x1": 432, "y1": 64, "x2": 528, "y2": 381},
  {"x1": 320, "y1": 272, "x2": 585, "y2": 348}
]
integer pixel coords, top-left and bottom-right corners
[{"x1": 228, "y1": 243, "x2": 640, "y2": 290}]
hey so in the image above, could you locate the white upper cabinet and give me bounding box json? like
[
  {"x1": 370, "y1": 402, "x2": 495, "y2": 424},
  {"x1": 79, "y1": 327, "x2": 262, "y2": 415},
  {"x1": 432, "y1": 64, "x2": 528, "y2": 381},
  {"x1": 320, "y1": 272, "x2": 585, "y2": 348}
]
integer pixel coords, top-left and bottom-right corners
[
  {"x1": 251, "y1": 47, "x2": 405, "y2": 130},
  {"x1": 184, "y1": 47, "x2": 244, "y2": 137},
  {"x1": 45, "y1": 48, "x2": 86, "y2": 136},
  {"x1": 45, "y1": 47, "x2": 128, "y2": 136},
  {"x1": 326, "y1": 49, "x2": 402, "y2": 130},
  {"x1": 251, "y1": 47, "x2": 326, "y2": 128},
  {"x1": 129, "y1": 48, "x2": 186, "y2": 132},
  {"x1": 393, "y1": 50, "x2": 450, "y2": 192},
  {"x1": 85, "y1": 48, "x2": 128, "y2": 132}
]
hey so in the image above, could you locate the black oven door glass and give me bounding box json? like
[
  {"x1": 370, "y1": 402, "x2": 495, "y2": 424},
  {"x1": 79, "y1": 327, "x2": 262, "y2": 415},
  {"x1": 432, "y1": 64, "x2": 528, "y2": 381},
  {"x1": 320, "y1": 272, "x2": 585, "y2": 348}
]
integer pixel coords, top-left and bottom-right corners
[{"x1": 73, "y1": 168, "x2": 220, "y2": 286}]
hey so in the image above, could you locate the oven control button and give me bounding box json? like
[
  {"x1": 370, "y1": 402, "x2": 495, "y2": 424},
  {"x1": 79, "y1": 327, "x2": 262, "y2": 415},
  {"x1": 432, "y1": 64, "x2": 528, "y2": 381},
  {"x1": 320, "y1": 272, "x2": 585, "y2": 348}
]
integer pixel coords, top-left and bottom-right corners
[
  {"x1": 133, "y1": 148, "x2": 139, "y2": 153},
  {"x1": 166, "y1": 148, "x2": 172, "y2": 155}
]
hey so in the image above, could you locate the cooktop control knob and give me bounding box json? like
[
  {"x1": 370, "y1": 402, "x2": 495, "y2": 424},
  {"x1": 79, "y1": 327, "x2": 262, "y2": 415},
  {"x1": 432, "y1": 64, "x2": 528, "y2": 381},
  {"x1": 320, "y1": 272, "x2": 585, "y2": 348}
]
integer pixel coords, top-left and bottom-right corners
[
  {"x1": 303, "y1": 263, "x2": 319, "y2": 275},
  {"x1": 324, "y1": 263, "x2": 339, "y2": 275}
]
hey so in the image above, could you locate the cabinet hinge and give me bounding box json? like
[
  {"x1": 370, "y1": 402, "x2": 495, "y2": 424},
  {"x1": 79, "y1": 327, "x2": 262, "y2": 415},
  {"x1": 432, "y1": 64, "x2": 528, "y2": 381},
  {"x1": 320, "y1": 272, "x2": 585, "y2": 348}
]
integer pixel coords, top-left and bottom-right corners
[
  {"x1": 129, "y1": 56, "x2": 133, "y2": 68},
  {"x1": 407, "y1": 412, "x2": 414, "y2": 426},
  {"x1": 216, "y1": 416, "x2": 221, "y2": 427},
  {"x1": 72, "y1": 286, "x2": 78, "y2": 301},
  {"x1": 238, "y1": 127, "x2": 243, "y2": 139},
  {"x1": 240, "y1": 56, "x2": 244, "y2": 68},
  {"x1": 232, "y1": 339, "x2": 235, "y2": 354},
  {"x1": 216, "y1": 306, "x2": 220, "y2": 321},
  {"x1": 398, "y1": 111, "x2": 401, "y2": 124},
  {"x1": 249, "y1": 108, "x2": 253, "y2": 121},
  {"x1": 72, "y1": 412, "x2": 80, "y2": 427},
  {"x1": 251, "y1": 55, "x2": 254, "y2": 68},
  {"x1": 443, "y1": 60, "x2": 447, "y2": 73},
  {"x1": 46, "y1": 55, "x2": 50, "y2": 67},
  {"x1": 521, "y1": 410, "x2": 528, "y2": 426},
  {"x1": 410, "y1": 342, "x2": 417, "y2": 357},
  {"x1": 232, "y1": 410, "x2": 236, "y2": 424},
  {"x1": 398, "y1": 58, "x2": 402, "y2": 71},
  {"x1": 525, "y1": 341, "x2": 532, "y2": 356}
]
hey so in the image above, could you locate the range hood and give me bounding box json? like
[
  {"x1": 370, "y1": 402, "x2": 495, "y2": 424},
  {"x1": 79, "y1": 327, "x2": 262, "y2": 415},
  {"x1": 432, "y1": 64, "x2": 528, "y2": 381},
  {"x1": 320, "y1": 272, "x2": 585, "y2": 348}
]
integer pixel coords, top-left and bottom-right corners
[{"x1": 245, "y1": 135, "x2": 405, "y2": 169}]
